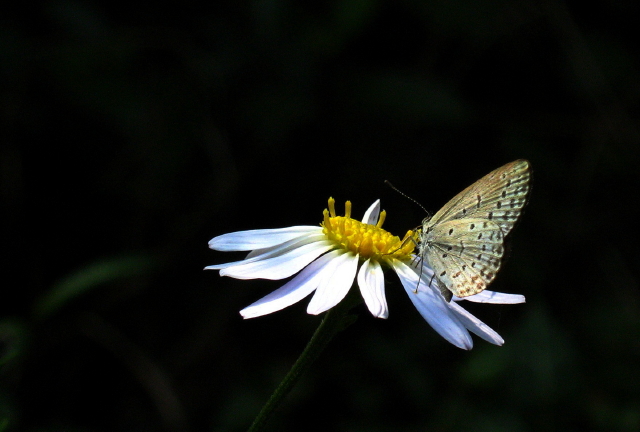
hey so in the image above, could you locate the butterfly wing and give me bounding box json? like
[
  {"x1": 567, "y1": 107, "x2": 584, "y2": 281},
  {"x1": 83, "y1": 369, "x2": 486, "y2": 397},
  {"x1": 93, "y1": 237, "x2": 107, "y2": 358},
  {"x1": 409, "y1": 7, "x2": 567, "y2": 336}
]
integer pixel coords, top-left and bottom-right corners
[
  {"x1": 423, "y1": 218, "x2": 505, "y2": 298},
  {"x1": 426, "y1": 159, "x2": 531, "y2": 236}
]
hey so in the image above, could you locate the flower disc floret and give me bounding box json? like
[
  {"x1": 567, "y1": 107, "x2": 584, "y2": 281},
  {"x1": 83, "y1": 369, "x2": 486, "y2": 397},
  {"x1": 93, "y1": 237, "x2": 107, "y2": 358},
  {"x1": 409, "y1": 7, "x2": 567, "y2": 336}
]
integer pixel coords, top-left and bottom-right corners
[{"x1": 322, "y1": 197, "x2": 415, "y2": 262}]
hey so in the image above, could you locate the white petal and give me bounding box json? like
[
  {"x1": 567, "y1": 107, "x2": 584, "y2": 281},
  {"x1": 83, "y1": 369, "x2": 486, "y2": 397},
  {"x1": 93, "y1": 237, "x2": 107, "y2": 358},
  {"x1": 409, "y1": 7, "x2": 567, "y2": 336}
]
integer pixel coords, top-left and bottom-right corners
[
  {"x1": 447, "y1": 301, "x2": 504, "y2": 346},
  {"x1": 307, "y1": 252, "x2": 359, "y2": 315},
  {"x1": 392, "y1": 260, "x2": 473, "y2": 350},
  {"x1": 220, "y1": 241, "x2": 334, "y2": 280},
  {"x1": 242, "y1": 230, "x2": 327, "y2": 259},
  {"x1": 454, "y1": 291, "x2": 526, "y2": 304},
  {"x1": 240, "y1": 251, "x2": 342, "y2": 319},
  {"x1": 357, "y1": 259, "x2": 388, "y2": 318},
  {"x1": 205, "y1": 233, "x2": 327, "y2": 271},
  {"x1": 208, "y1": 226, "x2": 322, "y2": 251},
  {"x1": 361, "y1": 200, "x2": 381, "y2": 225}
]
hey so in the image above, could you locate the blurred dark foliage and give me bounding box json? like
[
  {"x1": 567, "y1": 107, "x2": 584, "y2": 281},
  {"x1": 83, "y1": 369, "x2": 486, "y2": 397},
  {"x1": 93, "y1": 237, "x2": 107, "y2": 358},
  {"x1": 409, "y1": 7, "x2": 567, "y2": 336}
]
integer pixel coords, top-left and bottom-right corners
[{"x1": 2, "y1": 0, "x2": 640, "y2": 431}]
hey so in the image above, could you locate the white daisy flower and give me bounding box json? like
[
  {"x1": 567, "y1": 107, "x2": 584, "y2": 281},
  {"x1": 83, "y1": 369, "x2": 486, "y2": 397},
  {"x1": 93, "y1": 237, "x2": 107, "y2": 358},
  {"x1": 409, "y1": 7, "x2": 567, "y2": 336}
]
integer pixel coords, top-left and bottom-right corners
[{"x1": 206, "y1": 198, "x2": 524, "y2": 349}]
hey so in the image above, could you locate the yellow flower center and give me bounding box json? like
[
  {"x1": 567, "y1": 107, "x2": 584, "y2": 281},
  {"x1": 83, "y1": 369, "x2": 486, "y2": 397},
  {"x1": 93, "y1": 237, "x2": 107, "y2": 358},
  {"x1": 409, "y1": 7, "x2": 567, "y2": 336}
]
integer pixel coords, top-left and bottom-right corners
[{"x1": 321, "y1": 197, "x2": 416, "y2": 262}]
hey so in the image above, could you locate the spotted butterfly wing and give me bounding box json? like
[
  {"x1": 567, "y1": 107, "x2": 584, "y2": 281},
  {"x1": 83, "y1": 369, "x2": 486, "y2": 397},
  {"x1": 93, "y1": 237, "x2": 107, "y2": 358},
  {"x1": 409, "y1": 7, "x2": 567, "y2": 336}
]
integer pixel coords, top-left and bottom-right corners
[
  {"x1": 420, "y1": 160, "x2": 531, "y2": 300},
  {"x1": 424, "y1": 219, "x2": 505, "y2": 300}
]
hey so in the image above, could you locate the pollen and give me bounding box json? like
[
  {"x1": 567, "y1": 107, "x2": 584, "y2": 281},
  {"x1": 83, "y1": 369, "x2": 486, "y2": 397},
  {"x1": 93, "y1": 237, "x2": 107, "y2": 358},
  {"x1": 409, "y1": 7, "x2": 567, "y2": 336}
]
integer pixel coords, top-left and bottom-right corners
[{"x1": 321, "y1": 197, "x2": 416, "y2": 262}]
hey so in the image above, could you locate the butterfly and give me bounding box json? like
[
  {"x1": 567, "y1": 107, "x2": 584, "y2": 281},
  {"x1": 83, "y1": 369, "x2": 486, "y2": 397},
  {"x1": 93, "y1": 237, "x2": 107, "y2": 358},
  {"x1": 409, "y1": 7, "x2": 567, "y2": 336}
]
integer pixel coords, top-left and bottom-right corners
[{"x1": 418, "y1": 159, "x2": 531, "y2": 302}]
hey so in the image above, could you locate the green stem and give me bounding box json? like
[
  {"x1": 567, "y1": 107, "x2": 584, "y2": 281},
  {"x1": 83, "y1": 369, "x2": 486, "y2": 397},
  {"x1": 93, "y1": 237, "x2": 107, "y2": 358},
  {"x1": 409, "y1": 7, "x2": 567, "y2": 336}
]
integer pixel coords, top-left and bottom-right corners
[{"x1": 246, "y1": 290, "x2": 362, "y2": 432}]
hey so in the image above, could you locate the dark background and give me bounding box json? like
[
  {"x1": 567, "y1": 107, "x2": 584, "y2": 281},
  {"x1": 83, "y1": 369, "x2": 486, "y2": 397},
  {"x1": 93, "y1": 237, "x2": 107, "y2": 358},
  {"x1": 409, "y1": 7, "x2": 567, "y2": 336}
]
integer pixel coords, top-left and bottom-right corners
[{"x1": 2, "y1": 0, "x2": 640, "y2": 431}]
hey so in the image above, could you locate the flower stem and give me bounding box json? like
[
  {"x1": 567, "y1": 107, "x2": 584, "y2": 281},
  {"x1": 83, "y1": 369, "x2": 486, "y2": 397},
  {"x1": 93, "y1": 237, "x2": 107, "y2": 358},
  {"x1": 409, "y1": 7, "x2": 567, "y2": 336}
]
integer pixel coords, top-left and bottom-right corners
[{"x1": 246, "y1": 289, "x2": 362, "y2": 432}]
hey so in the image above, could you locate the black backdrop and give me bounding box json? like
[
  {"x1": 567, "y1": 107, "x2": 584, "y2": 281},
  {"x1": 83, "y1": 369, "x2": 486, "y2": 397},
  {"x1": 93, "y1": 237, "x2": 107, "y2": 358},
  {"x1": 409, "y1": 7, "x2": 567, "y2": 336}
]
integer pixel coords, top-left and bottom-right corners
[{"x1": 2, "y1": 1, "x2": 640, "y2": 431}]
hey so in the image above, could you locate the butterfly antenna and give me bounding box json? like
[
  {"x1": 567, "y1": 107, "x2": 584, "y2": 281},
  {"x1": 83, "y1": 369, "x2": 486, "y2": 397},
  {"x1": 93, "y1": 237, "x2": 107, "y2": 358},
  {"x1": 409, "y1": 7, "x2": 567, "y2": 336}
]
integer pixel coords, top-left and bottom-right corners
[{"x1": 384, "y1": 180, "x2": 429, "y2": 215}]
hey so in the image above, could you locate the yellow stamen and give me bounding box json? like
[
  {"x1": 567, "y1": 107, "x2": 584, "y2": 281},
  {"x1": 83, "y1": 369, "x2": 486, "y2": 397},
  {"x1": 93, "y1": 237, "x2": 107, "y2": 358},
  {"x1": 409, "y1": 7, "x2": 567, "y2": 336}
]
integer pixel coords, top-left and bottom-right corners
[{"x1": 321, "y1": 198, "x2": 416, "y2": 262}]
